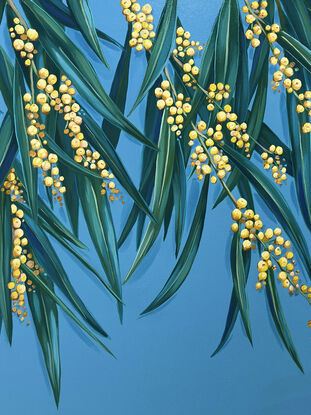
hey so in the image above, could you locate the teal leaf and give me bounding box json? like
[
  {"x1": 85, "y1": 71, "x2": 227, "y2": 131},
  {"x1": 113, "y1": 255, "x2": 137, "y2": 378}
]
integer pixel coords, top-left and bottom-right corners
[
  {"x1": 77, "y1": 176, "x2": 123, "y2": 321},
  {"x1": 22, "y1": 264, "x2": 114, "y2": 356},
  {"x1": 129, "y1": 0, "x2": 178, "y2": 114},
  {"x1": 27, "y1": 278, "x2": 61, "y2": 405},
  {"x1": 265, "y1": 269, "x2": 303, "y2": 372},
  {"x1": 82, "y1": 111, "x2": 157, "y2": 223},
  {"x1": 0, "y1": 191, "x2": 13, "y2": 344},
  {"x1": 0, "y1": 46, "x2": 13, "y2": 115},
  {"x1": 230, "y1": 227, "x2": 252, "y2": 344},
  {"x1": 124, "y1": 110, "x2": 176, "y2": 283},
  {"x1": 67, "y1": 0, "x2": 108, "y2": 66},
  {"x1": 22, "y1": 216, "x2": 108, "y2": 338},
  {"x1": 215, "y1": 0, "x2": 240, "y2": 88},
  {"x1": 13, "y1": 61, "x2": 38, "y2": 219},
  {"x1": 102, "y1": 24, "x2": 132, "y2": 148},
  {"x1": 0, "y1": 113, "x2": 17, "y2": 186},
  {"x1": 173, "y1": 139, "x2": 186, "y2": 257},
  {"x1": 141, "y1": 176, "x2": 209, "y2": 315}
]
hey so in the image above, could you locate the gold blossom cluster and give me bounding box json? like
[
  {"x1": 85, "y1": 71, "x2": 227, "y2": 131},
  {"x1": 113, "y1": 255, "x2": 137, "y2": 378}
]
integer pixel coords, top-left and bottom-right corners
[
  {"x1": 9, "y1": 17, "x2": 38, "y2": 66},
  {"x1": 242, "y1": 1, "x2": 311, "y2": 134},
  {"x1": 155, "y1": 80, "x2": 192, "y2": 136},
  {"x1": 120, "y1": 0, "x2": 155, "y2": 51},
  {"x1": 261, "y1": 145, "x2": 287, "y2": 184},
  {"x1": 1, "y1": 169, "x2": 43, "y2": 325}
]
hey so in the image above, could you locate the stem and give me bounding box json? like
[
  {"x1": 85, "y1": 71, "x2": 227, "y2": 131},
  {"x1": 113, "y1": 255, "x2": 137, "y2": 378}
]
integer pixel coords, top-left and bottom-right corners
[{"x1": 6, "y1": 0, "x2": 28, "y2": 28}]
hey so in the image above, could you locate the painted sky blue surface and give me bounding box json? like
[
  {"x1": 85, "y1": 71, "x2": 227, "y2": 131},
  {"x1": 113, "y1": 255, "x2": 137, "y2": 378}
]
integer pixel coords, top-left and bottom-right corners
[{"x1": 0, "y1": 1, "x2": 311, "y2": 414}]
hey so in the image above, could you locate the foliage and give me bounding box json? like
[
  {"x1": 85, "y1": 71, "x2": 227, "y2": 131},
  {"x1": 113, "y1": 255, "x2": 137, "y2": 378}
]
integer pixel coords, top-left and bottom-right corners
[{"x1": 0, "y1": 0, "x2": 311, "y2": 405}]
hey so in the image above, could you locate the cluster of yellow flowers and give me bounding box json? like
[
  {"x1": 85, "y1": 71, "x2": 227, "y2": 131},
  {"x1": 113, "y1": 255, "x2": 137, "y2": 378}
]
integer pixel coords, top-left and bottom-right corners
[
  {"x1": 120, "y1": 0, "x2": 154, "y2": 51},
  {"x1": 188, "y1": 121, "x2": 232, "y2": 183},
  {"x1": 242, "y1": 1, "x2": 311, "y2": 134},
  {"x1": 1, "y1": 169, "x2": 43, "y2": 325},
  {"x1": 155, "y1": 80, "x2": 192, "y2": 136},
  {"x1": 261, "y1": 145, "x2": 287, "y2": 184},
  {"x1": 23, "y1": 88, "x2": 66, "y2": 203},
  {"x1": 231, "y1": 198, "x2": 263, "y2": 251},
  {"x1": 230, "y1": 198, "x2": 310, "y2": 304},
  {"x1": 9, "y1": 17, "x2": 38, "y2": 66},
  {"x1": 172, "y1": 27, "x2": 202, "y2": 89}
]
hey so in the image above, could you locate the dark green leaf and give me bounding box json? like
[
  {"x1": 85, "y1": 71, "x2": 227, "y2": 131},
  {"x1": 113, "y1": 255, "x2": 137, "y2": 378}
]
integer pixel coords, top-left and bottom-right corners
[
  {"x1": 173, "y1": 139, "x2": 186, "y2": 256},
  {"x1": 82, "y1": 111, "x2": 157, "y2": 223},
  {"x1": 0, "y1": 191, "x2": 13, "y2": 343},
  {"x1": 124, "y1": 110, "x2": 175, "y2": 283},
  {"x1": 141, "y1": 176, "x2": 209, "y2": 315},
  {"x1": 22, "y1": 215, "x2": 108, "y2": 337},
  {"x1": 0, "y1": 0, "x2": 5, "y2": 25},
  {"x1": 22, "y1": 264, "x2": 114, "y2": 356},
  {"x1": 215, "y1": 0, "x2": 240, "y2": 89},
  {"x1": 129, "y1": 0, "x2": 178, "y2": 114},
  {"x1": 279, "y1": 0, "x2": 311, "y2": 49},
  {"x1": 230, "y1": 227, "x2": 252, "y2": 344},
  {"x1": 0, "y1": 113, "x2": 18, "y2": 186},
  {"x1": 265, "y1": 269, "x2": 303, "y2": 372},
  {"x1": 27, "y1": 278, "x2": 61, "y2": 405},
  {"x1": 278, "y1": 30, "x2": 311, "y2": 76},
  {"x1": 67, "y1": 0, "x2": 108, "y2": 66},
  {"x1": 13, "y1": 61, "x2": 38, "y2": 219},
  {"x1": 78, "y1": 177, "x2": 123, "y2": 321},
  {"x1": 38, "y1": 0, "x2": 123, "y2": 49},
  {"x1": 102, "y1": 24, "x2": 132, "y2": 148},
  {"x1": 0, "y1": 46, "x2": 13, "y2": 115}
]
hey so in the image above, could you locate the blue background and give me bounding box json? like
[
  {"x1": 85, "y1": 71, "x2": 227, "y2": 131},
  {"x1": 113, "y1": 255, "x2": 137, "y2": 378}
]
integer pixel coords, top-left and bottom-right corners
[{"x1": 0, "y1": 1, "x2": 311, "y2": 414}]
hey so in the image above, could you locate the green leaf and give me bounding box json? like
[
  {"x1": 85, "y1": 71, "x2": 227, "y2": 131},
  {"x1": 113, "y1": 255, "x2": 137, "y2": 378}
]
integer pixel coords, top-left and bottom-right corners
[
  {"x1": 124, "y1": 110, "x2": 176, "y2": 283},
  {"x1": 27, "y1": 278, "x2": 61, "y2": 405},
  {"x1": 77, "y1": 177, "x2": 123, "y2": 321},
  {"x1": 13, "y1": 61, "x2": 38, "y2": 219},
  {"x1": 265, "y1": 269, "x2": 303, "y2": 372},
  {"x1": 0, "y1": 191, "x2": 13, "y2": 343},
  {"x1": 215, "y1": 0, "x2": 240, "y2": 88},
  {"x1": 22, "y1": 215, "x2": 108, "y2": 337},
  {"x1": 211, "y1": 248, "x2": 251, "y2": 357},
  {"x1": 278, "y1": 30, "x2": 311, "y2": 76},
  {"x1": 67, "y1": 0, "x2": 108, "y2": 66},
  {"x1": 141, "y1": 176, "x2": 209, "y2": 315},
  {"x1": 286, "y1": 85, "x2": 311, "y2": 231},
  {"x1": 213, "y1": 60, "x2": 268, "y2": 208},
  {"x1": 102, "y1": 24, "x2": 132, "y2": 148},
  {"x1": 21, "y1": 0, "x2": 154, "y2": 149},
  {"x1": 38, "y1": 197, "x2": 86, "y2": 249},
  {"x1": 0, "y1": 113, "x2": 18, "y2": 186},
  {"x1": 82, "y1": 111, "x2": 157, "y2": 223},
  {"x1": 55, "y1": 121, "x2": 79, "y2": 237},
  {"x1": 0, "y1": 46, "x2": 13, "y2": 115},
  {"x1": 22, "y1": 264, "x2": 114, "y2": 356},
  {"x1": 222, "y1": 142, "x2": 311, "y2": 279},
  {"x1": 129, "y1": 0, "x2": 178, "y2": 114},
  {"x1": 38, "y1": 0, "x2": 123, "y2": 49},
  {"x1": 0, "y1": 0, "x2": 5, "y2": 25},
  {"x1": 230, "y1": 227, "x2": 252, "y2": 344},
  {"x1": 173, "y1": 140, "x2": 186, "y2": 257},
  {"x1": 279, "y1": 0, "x2": 311, "y2": 49}
]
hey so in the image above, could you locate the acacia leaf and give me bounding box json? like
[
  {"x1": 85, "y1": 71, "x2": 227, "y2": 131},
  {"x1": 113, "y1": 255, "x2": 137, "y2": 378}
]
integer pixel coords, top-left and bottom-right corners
[
  {"x1": 67, "y1": 0, "x2": 108, "y2": 66},
  {"x1": 27, "y1": 278, "x2": 61, "y2": 405},
  {"x1": 77, "y1": 176, "x2": 123, "y2": 321},
  {"x1": 124, "y1": 110, "x2": 175, "y2": 283},
  {"x1": 141, "y1": 176, "x2": 209, "y2": 315},
  {"x1": 129, "y1": 0, "x2": 178, "y2": 114},
  {"x1": 0, "y1": 113, "x2": 17, "y2": 187}
]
